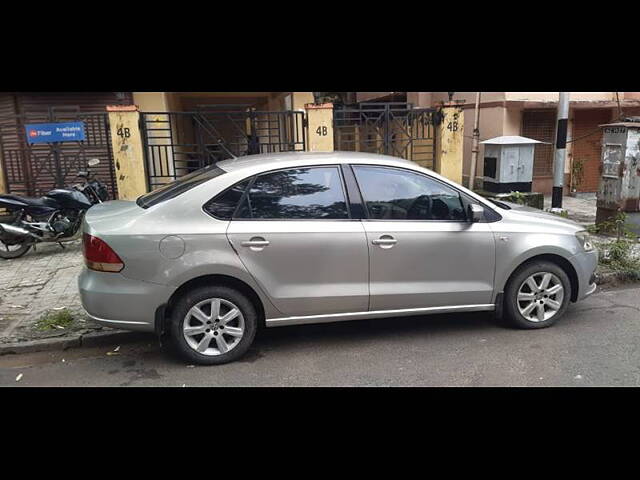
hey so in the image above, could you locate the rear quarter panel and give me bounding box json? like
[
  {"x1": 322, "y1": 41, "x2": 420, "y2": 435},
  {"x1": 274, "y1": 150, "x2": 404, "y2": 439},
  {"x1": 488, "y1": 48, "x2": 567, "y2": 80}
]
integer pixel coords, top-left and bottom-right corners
[{"x1": 84, "y1": 196, "x2": 281, "y2": 319}]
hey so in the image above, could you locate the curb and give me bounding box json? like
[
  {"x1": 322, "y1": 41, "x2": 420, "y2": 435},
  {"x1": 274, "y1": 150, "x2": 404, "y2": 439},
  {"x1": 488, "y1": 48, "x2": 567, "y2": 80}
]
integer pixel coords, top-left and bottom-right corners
[{"x1": 0, "y1": 330, "x2": 152, "y2": 356}]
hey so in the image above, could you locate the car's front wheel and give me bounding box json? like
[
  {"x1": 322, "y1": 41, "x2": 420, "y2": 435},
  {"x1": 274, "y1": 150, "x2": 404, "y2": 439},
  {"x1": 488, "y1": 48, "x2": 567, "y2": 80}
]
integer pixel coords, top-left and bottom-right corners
[
  {"x1": 169, "y1": 285, "x2": 257, "y2": 365},
  {"x1": 504, "y1": 261, "x2": 571, "y2": 329}
]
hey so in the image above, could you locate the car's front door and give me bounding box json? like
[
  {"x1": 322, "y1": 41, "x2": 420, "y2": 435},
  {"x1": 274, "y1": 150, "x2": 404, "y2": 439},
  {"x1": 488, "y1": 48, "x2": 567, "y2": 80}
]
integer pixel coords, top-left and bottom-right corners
[
  {"x1": 226, "y1": 165, "x2": 369, "y2": 317},
  {"x1": 351, "y1": 165, "x2": 496, "y2": 311}
]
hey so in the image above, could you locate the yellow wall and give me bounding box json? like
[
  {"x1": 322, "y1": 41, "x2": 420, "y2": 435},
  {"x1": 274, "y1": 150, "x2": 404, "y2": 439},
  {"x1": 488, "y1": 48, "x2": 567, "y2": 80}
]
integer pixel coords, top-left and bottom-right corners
[
  {"x1": 305, "y1": 104, "x2": 334, "y2": 152},
  {"x1": 132, "y1": 92, "x2": 170, "y2": 111},
  {"x1": 292, "y1": 92, "x2": 314, "y2": 111},
  {"x1": 435, "y1": 106, "x2": 465, "y2": 184},
  {"x1": 462, "y1": 106, "x2": 507, "y2": 185},
  {"x1": 107, "y1": 108, "x2": 148, "y2": 200},
  {"x1": 0, "y1": 148, "x2": 6, "y2": 194}
]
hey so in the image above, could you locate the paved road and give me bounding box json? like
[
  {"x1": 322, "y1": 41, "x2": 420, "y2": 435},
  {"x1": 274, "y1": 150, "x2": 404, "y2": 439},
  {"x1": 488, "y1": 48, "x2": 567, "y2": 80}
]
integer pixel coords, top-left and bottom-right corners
[{"x1": 1, "y1": 285, "x2": 639, "y2": 386}]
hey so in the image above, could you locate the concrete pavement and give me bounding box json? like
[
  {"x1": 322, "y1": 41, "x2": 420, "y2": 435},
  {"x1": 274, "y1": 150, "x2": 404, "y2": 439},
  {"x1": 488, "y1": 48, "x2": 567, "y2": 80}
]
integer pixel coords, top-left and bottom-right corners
[
  {"x1": 0, "y1": 240, "x2": 121, "y2": 346},
  {"x1": 1, "y1": 284, "x2": 639, "y2": 387}
]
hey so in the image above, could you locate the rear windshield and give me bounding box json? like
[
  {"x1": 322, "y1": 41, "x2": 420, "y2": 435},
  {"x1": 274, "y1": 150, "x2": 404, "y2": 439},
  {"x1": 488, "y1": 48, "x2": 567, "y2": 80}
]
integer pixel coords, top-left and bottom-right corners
[{"x1": 136, "y1": 165, "x2": 227, "y2": 209}]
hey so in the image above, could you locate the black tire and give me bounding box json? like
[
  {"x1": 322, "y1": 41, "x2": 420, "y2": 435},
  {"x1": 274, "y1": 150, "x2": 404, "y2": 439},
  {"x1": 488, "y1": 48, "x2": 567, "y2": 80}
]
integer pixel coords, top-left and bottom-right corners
[
  {"x1": 169, "y1": 285, "x2": 257, "y2": 365},
  {"x1": 0, "y1": 240, "x2": 31, "y2": 259},
  {"x1": 503, "y1": 260, "x2": 571, "y2": 329}
]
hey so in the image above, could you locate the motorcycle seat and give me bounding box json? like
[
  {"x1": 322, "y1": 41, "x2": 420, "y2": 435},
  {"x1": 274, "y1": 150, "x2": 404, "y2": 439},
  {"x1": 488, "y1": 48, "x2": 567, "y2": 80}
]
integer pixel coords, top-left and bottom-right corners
[{"x1": 0, "y1": 194, "x2": 51, "y2": 207}]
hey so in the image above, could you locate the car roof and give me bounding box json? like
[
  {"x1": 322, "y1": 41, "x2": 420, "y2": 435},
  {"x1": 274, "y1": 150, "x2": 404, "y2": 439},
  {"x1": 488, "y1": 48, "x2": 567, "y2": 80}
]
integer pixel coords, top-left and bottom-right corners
[{"x1": 216, "y1": 151, "x2": 418, "y2": 173}]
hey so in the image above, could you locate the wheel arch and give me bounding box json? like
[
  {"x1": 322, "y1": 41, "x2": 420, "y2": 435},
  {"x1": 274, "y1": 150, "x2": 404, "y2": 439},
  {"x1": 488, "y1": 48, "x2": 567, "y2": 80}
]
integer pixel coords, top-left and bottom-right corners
[
  {"x1": 156, "y1": 274, "x2": 268, "y2": 334},
  {"x1": 502, "y1": 253, "x2": 579, "y2": 303}
]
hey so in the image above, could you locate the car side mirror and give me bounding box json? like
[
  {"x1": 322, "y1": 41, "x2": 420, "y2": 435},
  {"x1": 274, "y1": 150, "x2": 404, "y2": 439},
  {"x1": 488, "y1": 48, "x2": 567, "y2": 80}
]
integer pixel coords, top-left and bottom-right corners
[{"x1": 468, "y1": 204, "x2": 484, "y2": 223}]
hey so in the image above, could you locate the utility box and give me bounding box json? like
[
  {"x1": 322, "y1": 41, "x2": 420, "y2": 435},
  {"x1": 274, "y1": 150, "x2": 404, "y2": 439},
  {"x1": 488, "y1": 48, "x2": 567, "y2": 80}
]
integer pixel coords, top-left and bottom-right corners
[
  {"x1": 596, "y1": 119, "x2": 640, "y2": 226},
  {"x1": 480, "y1": 136, "x2": 542, "y2": 193}
]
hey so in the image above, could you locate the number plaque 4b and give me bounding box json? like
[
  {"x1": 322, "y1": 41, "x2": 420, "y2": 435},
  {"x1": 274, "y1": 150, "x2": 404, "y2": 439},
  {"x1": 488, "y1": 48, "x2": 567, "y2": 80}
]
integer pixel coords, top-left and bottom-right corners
[
  {"x1": 315, "y1": 126, "x2": 328, "y2": 136},
  {"x1": 117, "y1": 127, "x2": 131, "y2": 139},
  {"x1": 446, "y1": 113, "x2": 460, "y2": 133}
]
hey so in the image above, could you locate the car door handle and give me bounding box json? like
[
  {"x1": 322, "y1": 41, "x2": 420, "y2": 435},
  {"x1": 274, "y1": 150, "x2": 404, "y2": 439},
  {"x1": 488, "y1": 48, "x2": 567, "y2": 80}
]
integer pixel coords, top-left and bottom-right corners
[
  {"x1": 372, "y1": 235, "x2": 397, "y2": 247},
  {"x1": 241, "y1": 239, "x2": 270, "y2": 247}
]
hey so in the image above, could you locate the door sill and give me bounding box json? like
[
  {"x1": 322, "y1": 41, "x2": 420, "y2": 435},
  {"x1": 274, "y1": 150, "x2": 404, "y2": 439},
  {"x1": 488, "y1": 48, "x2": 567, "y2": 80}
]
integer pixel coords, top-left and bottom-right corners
[{"x1": 265, "y1": 304, "x2": 496, "y2": 327}]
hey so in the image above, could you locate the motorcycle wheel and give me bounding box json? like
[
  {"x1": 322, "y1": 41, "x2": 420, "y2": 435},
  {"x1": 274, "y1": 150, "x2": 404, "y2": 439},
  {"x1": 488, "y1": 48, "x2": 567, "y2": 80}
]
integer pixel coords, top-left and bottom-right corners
[{"x1": 0, "y1": 240, "x2": 31, "y2": 259}]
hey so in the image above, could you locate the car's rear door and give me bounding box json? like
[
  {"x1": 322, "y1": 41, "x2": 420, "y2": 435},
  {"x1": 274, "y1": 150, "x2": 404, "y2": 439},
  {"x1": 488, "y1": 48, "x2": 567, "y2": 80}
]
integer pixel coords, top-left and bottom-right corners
[
  {"x1": 225, "y1": 165, "x2": 369, "y2": 317},
  {"x1": 351, "y1": 165, "x2": 496, "y2": 311}
]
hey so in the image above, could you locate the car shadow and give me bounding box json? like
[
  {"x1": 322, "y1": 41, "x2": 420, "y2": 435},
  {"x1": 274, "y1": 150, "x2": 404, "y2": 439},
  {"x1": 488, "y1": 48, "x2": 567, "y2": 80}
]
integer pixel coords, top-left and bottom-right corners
[
  {"x1": 155, "y1": 311, "x2": 501, "y2": 367},
  {"x1": 254, "y1": 311, "x2": 500, "y2": 348}
]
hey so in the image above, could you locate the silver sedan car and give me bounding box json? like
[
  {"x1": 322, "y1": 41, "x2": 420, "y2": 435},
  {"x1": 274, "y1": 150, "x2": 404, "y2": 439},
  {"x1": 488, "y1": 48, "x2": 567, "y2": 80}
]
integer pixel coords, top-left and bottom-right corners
[{"x1": 78, "y1": 152, "x2": 598, "y2": 364}]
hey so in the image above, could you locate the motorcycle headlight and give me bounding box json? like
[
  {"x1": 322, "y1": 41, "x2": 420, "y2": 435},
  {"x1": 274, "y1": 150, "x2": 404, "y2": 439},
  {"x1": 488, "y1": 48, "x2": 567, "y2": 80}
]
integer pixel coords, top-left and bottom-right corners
[{"x1": 576, "y1": 231, "x2": 594, "y2": 252}]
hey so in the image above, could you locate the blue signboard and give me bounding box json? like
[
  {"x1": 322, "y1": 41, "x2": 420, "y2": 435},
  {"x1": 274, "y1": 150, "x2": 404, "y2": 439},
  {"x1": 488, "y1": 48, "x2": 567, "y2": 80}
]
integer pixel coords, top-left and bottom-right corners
[{"x1": 25, "y1": 122, "x2": 86, "y2": 144}]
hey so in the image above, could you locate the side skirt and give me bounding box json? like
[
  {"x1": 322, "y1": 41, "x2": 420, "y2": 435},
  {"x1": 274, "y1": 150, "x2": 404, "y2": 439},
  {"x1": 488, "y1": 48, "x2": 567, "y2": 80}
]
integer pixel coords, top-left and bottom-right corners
[{"x1": 265, "y1": 304, "x2": 496, "y2": 327}]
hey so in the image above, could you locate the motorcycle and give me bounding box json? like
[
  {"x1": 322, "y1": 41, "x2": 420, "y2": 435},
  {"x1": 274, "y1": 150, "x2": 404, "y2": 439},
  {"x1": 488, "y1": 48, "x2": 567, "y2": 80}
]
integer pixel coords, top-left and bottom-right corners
[{"x1": 0, "y1": 158, "x2": 109, "y2": 259}]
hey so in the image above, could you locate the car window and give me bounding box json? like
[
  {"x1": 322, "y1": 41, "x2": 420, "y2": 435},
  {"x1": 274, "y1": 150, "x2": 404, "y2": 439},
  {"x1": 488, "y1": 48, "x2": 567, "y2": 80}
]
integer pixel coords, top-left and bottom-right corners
[
  {"x1": 137, "y1": 164, "x2": 226, "y2": 209},
  {"x1": 234, "y1": 167, "x2": 349, "y2": 220},
  {"x1": 203, "y1": 178, "x2": 252, "y2": 220},
  {"x1": 353, "y1": 166, "x2": 466, "y2": 221}
]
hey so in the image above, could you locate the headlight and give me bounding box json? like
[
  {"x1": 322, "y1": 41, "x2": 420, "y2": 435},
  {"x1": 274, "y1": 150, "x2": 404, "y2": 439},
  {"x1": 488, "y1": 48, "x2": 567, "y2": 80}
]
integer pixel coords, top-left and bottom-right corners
[{"x1": 576, "y1": 231, "x2": 594, "y2": 252}]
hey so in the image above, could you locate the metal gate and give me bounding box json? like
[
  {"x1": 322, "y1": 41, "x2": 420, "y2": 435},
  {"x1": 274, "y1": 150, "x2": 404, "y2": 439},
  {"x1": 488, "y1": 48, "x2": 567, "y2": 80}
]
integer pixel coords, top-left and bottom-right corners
[
  {"x1": 333, "y1": 103, "x2": 438, "y2": 166},
  {"x1": 141, "y1": 110, "x2": 306, "y2": 190},
  {"x1": 0, "y1": 108, "x2": 117, "y2": 197}
]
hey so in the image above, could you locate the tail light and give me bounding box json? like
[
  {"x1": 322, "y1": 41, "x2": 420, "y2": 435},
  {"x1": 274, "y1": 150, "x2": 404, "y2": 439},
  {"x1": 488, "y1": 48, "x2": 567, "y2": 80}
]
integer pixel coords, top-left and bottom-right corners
[{"x1": 83, "y1": 233, "x2": 124, "y2": 272}]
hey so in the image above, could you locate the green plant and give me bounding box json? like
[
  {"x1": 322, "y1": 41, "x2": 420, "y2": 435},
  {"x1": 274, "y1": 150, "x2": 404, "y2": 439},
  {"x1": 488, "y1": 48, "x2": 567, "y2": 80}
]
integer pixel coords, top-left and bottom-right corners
[
  {"x1": 571, "y1": 158, "x2": 585, "y2": 192},
  {"x1": 589, "y1": 211, "x2": 637, "y2": 241},
  {"x1": 595, "y1": 236, "x2": 640, "y2": 281},
  {"x1": 508, "y1": 191, "x2": 527, "y2": 205},
  {"x1": 35, "y1": 309, "x2": 75, "y2": 331}
]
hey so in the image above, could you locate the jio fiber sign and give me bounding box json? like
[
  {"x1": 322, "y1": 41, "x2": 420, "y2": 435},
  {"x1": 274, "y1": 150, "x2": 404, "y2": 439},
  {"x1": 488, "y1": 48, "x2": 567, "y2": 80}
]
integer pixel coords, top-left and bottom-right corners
[{"x1": 25, "y1": 122, "x2": 86, "y2": 144}]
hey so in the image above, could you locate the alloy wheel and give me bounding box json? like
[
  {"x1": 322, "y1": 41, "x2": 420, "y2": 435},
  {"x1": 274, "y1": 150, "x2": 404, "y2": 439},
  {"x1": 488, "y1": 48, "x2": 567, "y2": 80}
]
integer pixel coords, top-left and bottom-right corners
[
  {"x1": 183, "y1": 298, "x2": 245, "y2": 356},
  {"x1": 516, "y1": 272, "x2": 565, "y2": 323}
]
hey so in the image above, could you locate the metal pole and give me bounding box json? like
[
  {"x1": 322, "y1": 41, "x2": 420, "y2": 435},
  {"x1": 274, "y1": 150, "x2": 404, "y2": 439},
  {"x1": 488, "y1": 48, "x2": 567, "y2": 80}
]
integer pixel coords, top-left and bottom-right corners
[
  {"x1": 469, "y1": 92, "x2": 481, "y2": 189},
  {"x1": 552, "y1": 92, "x2": 570, "y2": 209}
]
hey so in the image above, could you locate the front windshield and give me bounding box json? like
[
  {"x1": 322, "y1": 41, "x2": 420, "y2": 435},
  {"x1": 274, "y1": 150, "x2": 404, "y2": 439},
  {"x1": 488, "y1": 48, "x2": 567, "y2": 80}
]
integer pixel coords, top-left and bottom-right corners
[{"x1": 136, "y1": 164, "x2": 227, "y2": 208}]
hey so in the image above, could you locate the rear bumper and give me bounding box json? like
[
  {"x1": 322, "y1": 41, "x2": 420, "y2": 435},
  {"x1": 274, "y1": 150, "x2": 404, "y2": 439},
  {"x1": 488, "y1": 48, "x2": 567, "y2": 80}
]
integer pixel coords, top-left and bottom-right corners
[{"x1": 78, "y1": 267, "x2": 175, "y2": 333}]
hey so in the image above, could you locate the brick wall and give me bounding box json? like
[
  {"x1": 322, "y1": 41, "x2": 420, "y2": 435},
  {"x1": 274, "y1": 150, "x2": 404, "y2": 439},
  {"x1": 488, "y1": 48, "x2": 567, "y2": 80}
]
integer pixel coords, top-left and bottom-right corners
[{"x1": 571, "y1": 108, "x2": 615, "y2": 192}]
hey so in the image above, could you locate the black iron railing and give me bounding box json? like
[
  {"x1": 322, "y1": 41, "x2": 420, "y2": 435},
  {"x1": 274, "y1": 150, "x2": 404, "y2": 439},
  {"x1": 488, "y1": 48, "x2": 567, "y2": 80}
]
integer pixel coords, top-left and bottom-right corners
[
  {"x1": 333, "y1": 103, "x2": 437, "y2": 166},
  {"x1": 140, "y1": 110, "x2": 306, "y2": 190}
]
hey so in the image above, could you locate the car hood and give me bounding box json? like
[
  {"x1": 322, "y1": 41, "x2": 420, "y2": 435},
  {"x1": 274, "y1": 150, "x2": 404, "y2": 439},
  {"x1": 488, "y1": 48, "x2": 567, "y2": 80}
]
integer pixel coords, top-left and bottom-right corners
[{"x1": 497, "y1": 201, "x2": 584, "y2": 232}]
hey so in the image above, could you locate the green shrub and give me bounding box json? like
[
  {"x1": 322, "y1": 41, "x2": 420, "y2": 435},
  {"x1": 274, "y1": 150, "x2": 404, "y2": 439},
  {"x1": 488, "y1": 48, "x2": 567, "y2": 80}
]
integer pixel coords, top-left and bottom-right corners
[
  {"x1": 596, "y1": 238, "x2": 640, "y2": 281},
  {"x1": 35, "y1": 309, "x2": 75, "y2": 331}
]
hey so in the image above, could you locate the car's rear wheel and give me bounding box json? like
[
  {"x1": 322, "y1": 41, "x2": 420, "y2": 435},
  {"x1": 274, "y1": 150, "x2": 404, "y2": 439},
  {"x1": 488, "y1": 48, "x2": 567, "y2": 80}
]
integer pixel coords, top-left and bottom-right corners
[
  {"x1": 169, "y1": 285, "x2": 257, "y2": 365},
  {"x1": 504, "y1": 261, "x2": 571, "y2": 329}
]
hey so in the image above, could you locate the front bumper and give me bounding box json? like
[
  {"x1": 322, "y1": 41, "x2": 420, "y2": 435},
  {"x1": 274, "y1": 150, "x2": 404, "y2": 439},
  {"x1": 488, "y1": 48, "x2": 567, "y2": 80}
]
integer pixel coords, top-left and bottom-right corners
[
  {"x1": 571, "y1": 249, "x2": 598, "y2": 301},
  {"x1": 78, "y1": 267, "x2": 176, "y2": 332}
]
